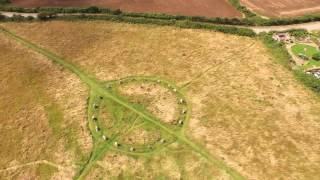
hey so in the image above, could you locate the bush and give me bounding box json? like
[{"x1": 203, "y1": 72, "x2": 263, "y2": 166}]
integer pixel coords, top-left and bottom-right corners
[
  {"x1": 37, "y1": 12, "x2": 57, "y2": 20},
  {"x1": 0, "y1": 0, "x2": 10, "y2": 5},
  {"x1": 313, "y1": 52, "x2": 320, "y2": 61},
  {"x1": 0, "y1": 13, "x2": 5, "y2": 20},
  {"x1": 113, "y1": 9, "x2": 122, "y2": 15},
  {"x1": 294, "y1": 70, "x2": 320, "y2": 93},
  {"x1": 10, "y1": 14, "x2": 25, "y2": 21},
  {"x1": 287, "y1": 29, "x2": 308, "y2": 38},
  {"x1": 26, "y1": 16, "x2": 34, "y2": 21},
  {"x1": 81, "y1": 6, "x2": 100, "y2": 13}
]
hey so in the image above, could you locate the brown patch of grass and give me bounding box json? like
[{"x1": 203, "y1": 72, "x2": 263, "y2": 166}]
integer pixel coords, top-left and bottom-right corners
[
  {"x1": 120, "y1": 126, "x2": 161, "y2": 145},
  {"x1": 186, "y1": 40, "x2": 320, "y2": 179},
  {"x1": 93, "y1": 143, "x2": 222, "y2": 179},
  {"x1": 118, "y1": 82, "x2": 179, "y2": 124},
  {"x1": 0, "y1": 32, "x2": 91, "y2": 178}
]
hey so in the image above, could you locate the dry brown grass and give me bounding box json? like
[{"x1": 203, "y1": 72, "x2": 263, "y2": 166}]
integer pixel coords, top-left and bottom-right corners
[
  {"x1": 119, "y1": 82, "x2": 179, "y2": 124},
  {"x1": 120, "y1": 126, "x2": 161, "y2": 145},
  {"x1": 1, "y1": 21, "x2": 320, "y2": 179},
  {"x1": 0, "y1": 31, "x2": 91, "y2": 179},
  {"x1": 88, "y1": 143, "x2": 221, "y2": 179}
]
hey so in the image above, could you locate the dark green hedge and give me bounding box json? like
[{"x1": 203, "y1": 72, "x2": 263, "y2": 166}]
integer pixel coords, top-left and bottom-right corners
[
  {"x1": 313, "y1": 53, "x2": 320, "y2": 61},
  {"x1": 0, "y1": 13, "x2": 256, "y2": 37},
  {"x1": 1, "y1": 4, "x2": 320, "y2": 26},
  {"x1": 0, "y1": 0, "x2": 9, "y2": 5},
  {"x1": 56, "y1": 14, "x2": 256, "y2": 37},
  {"x1": 0, "y1": 5, "x2": 253, "y2": 25},
  {"x1": 294, "y1": 70, "x2": 320, "y2": 93}
]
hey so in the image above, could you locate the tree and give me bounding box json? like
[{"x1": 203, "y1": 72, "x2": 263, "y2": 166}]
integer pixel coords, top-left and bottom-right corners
[
  {"x1": 313, "y1": 52, "x2": 320, "y2": 61},
  {"x1": 83, "y1": 6, "x2": 100, "y2": 13},
  {"x1": 37, "y1": 12, "x2": 56, "y2": 21},
  {"x1": 10, "y1": 14, "x2": 25, "y2": 21},
  {"x1": 0, "y1": 13, "x2": 6, "y2": 21},
  {"x1": 113, "y1": 9, "x2": 122, "y2": 15},
  {"x1": 0, "y1": 0, "x2": 10, "y2": 5}
]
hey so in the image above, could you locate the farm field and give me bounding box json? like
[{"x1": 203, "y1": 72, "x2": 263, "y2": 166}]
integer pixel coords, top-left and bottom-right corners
[
  {"x1": 10, "y1": 0, "x2": 242, "y2": 18},
  {"x1": 0, "y1": 21, "x2": 320, "y2": 179},
  {"x1": 240, "y1": 0, "x2": 320, "y2": 17}
]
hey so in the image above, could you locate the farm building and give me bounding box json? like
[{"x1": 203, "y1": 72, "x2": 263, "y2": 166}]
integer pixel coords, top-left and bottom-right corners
[{"x1": 272, "y1": 33, "x2": 293, "y2": 43}]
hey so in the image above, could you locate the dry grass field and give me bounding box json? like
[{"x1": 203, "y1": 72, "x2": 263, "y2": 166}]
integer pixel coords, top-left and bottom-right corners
[
  {"x1": 240, "y1": 0, "x2": 320, "y2": 17},
  {"x1": 0, "y1": 29, "x2": 91, "y2": 179},
  {"x1": 0, "y1": 21, "x2": 320, "y2": 179}
]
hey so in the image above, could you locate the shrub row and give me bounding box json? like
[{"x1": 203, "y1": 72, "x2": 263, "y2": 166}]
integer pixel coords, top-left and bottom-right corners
[
  {"x1": 55, "y1": 14, "x2": 256, "y2": 37},
  {"x1": 1, "y1": 4, "x2": 320, "y2": 26},
  {"x1": 0, "y1": 0, "x2": 9, "y2": 5},
  {"x1": 0, "y1": 5, "x2": 252, "y2": 25},
  {"x1": 0, "y1": 13, "x2": 256, "y2": 37},
  {"x1": 260, "y1": 33, "x2": 320, "y2": 94},
  {"x1": 313, "y1": 53, "x2": 320, "y2": 61}
]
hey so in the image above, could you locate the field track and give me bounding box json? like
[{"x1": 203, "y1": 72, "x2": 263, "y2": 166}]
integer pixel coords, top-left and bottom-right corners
[
  {"x1": 240, "y1": 0, "x2": 320, "y2": 17},
  {"x1": 10, "y1": 0, "x2": 242, "y2": 18}
]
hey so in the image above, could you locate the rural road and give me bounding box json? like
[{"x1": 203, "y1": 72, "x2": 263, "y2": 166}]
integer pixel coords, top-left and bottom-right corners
[
  {"x1": 1, "y1": 11, "x2": 320, "y2": 33},
  {"x1": 248, "y1": 21, "x2": 320, "y2": 33}
]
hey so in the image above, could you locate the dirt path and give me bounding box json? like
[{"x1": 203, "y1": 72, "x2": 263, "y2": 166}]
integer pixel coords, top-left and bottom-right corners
[{"x1": 0, "y1": 160, "x2": 65, "y2": 172}]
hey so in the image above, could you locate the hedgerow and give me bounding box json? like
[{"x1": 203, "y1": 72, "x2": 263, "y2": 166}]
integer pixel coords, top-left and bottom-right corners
[
  {"x1": 1, "y1": 4, "x2": 320, "y2": 26},
  {"x1": 56, "y1": 14, "x2": 256, "y2": 37}
]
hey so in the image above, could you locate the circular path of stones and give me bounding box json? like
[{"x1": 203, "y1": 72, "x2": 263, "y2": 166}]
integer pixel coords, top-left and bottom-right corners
[{"x1": 88, "y1": 76, "x2": 190, "y2": 154}]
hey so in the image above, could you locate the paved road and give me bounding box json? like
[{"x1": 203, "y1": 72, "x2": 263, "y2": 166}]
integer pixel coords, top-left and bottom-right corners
[{"x1": 1, "y1": 11, "x2": 320, "y2": 33}]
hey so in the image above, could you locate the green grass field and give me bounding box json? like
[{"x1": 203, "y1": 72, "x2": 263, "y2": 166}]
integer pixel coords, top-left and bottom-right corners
[{"x1": 291, "y1": 43, "x2": 319, "y2": 58}]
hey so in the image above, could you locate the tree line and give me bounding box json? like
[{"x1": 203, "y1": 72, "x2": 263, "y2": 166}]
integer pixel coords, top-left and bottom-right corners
[{"x1": 0, "y1": 5, "x2": 320, "y2": 26}]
